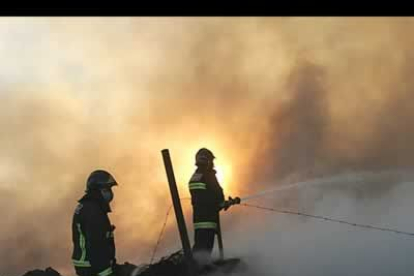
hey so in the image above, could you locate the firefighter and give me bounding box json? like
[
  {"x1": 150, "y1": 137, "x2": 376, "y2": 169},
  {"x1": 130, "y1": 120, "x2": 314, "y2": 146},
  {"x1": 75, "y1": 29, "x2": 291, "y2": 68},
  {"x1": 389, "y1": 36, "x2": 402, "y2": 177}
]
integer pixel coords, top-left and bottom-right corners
[
  {"x1": 71, "y1": 169, "x2": 119, "y2": 276},
  {"x1": 188, "y1": 148, "x2": 237, "y2": 268}
]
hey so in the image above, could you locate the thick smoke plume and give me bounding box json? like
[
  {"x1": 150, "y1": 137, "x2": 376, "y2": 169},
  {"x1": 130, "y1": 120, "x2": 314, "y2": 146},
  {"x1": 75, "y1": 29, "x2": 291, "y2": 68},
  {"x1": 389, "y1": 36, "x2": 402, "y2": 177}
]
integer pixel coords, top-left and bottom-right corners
[{"x1": 1, "y1": 17, "x2": 414, "y2": 275}]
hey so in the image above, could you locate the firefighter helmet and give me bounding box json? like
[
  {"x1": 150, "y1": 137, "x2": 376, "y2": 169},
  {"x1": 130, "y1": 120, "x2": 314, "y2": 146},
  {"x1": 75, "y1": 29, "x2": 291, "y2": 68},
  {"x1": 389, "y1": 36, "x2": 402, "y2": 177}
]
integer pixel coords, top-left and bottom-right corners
[
  {"x1": 86, "y1": 169, "x2": 118, "y2": 192},
  {"x1": 195, "y1": 148, "x2": 215, "y2": 167}
]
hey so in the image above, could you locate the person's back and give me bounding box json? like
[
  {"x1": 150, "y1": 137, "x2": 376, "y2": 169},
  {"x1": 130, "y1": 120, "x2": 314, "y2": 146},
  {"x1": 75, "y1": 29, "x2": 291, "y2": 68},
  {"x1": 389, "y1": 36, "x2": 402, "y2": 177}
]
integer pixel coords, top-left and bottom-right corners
[
  {"x1": 72, "y1": 170, "x2": 118, "y2": 276},
  {"x1": 189, "y1": 166, "x2": 224, "y2": 232}
]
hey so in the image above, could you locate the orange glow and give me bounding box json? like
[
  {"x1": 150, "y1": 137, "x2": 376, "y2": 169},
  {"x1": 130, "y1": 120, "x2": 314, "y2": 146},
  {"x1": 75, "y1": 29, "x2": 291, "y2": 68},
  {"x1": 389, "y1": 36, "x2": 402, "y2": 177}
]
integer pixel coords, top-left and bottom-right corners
[
  {"x1": 166, "y1": 138, "x2": 236, "y2": 198},
  {"x1": 7, "y1": 17, "x2": 413, "y2": 276},
  {"x1": 214, "y1": 157, "x2": 233, "y2": 193}
]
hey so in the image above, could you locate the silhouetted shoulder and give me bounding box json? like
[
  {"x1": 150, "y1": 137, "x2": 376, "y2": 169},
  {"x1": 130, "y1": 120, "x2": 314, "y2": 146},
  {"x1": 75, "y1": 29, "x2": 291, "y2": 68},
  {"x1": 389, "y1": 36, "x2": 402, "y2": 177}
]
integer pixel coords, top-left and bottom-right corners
[{"x1": 190, "y1": 172, "x2": 204, "y2": 182}]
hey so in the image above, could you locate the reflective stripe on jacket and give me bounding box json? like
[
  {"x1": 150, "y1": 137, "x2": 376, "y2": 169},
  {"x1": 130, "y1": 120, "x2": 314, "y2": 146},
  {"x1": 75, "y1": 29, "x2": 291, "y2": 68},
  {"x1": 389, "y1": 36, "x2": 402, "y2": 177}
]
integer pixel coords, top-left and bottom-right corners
[
  {"x1": 72, "y1": 191, "x2": 116, "y2": 276},
  {"x1": 189, "y1": 168, "x2": 225, "y2": 229}
]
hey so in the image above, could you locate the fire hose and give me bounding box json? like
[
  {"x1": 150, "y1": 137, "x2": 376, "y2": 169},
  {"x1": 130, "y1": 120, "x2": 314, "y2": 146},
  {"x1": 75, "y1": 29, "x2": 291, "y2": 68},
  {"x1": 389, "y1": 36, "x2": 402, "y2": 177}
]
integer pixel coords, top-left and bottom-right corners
[
  {"x1": 220, "y1": 196, "x2": 241, "y2": 211},
  {"x1": 219, "y1": 194, "x2": 414, "y2": 239}
]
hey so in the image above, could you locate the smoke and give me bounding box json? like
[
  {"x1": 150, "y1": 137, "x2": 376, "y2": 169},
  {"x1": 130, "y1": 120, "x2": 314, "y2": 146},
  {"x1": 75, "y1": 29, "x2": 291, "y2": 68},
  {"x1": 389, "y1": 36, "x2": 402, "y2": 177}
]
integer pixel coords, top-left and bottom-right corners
[
  {"x1": 1, "y1": 17, "x2": 414, "y2": 275},
  {"x1": 218, "y1": 171, "x2": 414, "y2": 276}
]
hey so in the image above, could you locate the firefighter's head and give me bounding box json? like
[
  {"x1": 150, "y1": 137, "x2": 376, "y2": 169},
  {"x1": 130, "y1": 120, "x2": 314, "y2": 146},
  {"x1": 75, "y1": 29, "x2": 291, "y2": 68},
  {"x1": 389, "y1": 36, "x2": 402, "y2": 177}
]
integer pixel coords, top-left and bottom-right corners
[
  {"x1": 86, "y1": 169, "x2": 118, "y2": 203},
  {"x1": 195, "y1": 148, "x2": 215, "y2": 169}
]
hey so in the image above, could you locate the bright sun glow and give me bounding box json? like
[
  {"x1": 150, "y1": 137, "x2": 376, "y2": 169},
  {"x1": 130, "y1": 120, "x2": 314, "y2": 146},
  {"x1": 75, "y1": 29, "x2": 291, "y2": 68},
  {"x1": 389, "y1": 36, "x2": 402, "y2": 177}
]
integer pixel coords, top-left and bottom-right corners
[
  {"x1": 174, "y1": 141, "x2": 235, "y2": 196},
  {"x1": 214, "y1": 159, "x2": 233, "y2": 193}
]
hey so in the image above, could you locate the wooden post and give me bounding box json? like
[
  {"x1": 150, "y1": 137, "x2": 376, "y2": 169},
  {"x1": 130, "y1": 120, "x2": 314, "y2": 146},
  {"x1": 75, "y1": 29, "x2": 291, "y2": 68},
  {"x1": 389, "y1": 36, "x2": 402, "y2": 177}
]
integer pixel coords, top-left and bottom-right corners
[{"x1": 161, "y1": 149, "x2": 196, "y2": 276}]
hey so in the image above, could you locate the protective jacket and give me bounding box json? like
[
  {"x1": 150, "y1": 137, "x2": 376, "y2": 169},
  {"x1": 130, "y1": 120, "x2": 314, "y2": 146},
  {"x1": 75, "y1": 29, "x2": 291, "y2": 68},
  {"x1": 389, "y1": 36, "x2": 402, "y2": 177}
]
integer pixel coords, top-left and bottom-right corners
[
  {"x1": 188, "y1": 167, "x2": 225, "y2": 231},
  {"x1": 72, "y1": 191, "x2": 116, "y2": 276}
]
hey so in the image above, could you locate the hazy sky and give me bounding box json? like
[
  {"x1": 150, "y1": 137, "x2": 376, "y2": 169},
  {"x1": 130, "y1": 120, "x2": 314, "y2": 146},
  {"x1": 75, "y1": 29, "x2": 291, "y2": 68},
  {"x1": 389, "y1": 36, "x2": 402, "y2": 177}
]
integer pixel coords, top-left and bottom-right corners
[{"x1": 1, "y1": 17, "x2": 414, "y2": 276}]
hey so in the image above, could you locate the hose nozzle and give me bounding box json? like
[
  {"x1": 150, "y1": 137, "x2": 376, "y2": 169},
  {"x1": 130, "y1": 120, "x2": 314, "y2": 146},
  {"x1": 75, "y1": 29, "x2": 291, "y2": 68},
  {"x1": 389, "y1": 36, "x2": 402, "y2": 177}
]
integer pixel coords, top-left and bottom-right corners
[
  {"x1": 228, "y1": 196, "x2": 241, "y2": 205},
  {"x1": 221, "y1": 196, "x2": 241, "y2": 211}
]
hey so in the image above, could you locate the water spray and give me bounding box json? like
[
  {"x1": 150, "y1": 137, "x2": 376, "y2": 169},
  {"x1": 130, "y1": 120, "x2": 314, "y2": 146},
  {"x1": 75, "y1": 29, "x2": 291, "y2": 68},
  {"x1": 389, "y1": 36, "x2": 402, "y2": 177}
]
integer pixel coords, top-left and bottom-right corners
[
  {"x1": 240, "y1": 179, "x2": 321, "y2": 202},
  {"x1": 238, "y1": 169, "x2": 414, "y2": 203}
]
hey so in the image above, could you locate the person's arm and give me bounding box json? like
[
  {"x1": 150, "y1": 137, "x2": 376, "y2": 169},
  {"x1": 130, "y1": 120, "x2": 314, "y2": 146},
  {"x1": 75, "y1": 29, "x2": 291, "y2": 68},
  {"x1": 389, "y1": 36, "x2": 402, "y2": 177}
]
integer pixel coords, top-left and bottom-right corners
[
  {"x1": 189, "y1": 172, "x2": 212, "y2": 207},
  {"x1": 210, "y1": 173, "x2": 240, "y2": 211},
  {"x1": 208, "y1": 173, "x2": 225, "y2": 210}
]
